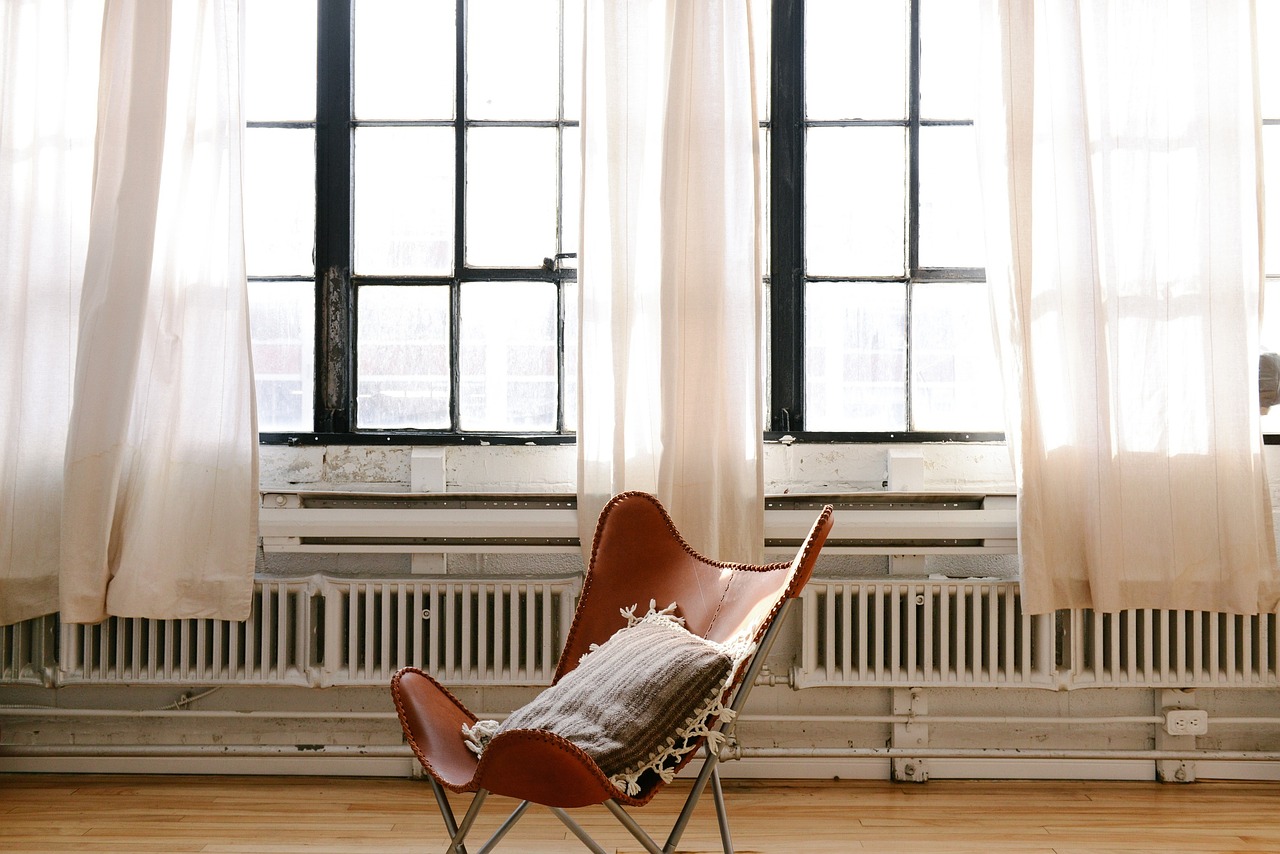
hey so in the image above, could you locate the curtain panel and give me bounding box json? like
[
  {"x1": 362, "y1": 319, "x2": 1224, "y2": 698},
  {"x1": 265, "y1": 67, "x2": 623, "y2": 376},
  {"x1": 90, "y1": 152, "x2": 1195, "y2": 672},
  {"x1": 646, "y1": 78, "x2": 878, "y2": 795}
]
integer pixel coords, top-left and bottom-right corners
[
  {"x1": 577, "y1": 0, "x2": 765, "y2": 562},
  {"x1": 977, "y1": 0, "x2": 1280, "y2": 614},
  {"x1": 0, "y1": 0, "x2": 256, "y2": 626}
]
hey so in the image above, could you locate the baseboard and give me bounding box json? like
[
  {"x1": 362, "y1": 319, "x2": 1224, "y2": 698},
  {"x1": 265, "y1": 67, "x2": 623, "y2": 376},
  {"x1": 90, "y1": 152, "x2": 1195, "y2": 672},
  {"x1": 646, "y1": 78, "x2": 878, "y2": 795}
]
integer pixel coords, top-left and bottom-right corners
[
  {"x1": 0, "y1": 755, "x2": 417, "y2": 777},
  {"x1": 4, "y1": 752, "x2": 1275, "y2": 783},
  {"x1": 709, "y1": 756, "x2": 890, "y2": 781},
  {"x1": 1194, "y1": 761, "x2": 1280, "y2": 781}
]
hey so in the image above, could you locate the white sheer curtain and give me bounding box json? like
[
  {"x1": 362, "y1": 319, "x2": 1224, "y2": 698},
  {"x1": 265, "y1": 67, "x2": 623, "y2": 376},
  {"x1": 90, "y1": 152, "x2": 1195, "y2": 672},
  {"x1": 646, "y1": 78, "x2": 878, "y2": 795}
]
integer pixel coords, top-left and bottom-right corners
[
  {"x1": 0, "y1": 0, "x2": 256, "y2": 626},
  {"x1": 577, "y1": 0, "x2": 764, "y2": 562},
  {"x1": 977, "y1": 0, "x2": 1280, "y2": 614}
]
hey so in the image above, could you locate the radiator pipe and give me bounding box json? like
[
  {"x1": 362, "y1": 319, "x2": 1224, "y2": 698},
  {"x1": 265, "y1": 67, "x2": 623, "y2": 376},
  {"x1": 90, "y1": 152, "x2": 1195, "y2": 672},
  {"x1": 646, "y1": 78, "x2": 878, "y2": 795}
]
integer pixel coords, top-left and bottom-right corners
[
  {"x1": 726, "y1": 746, "x2": 1280, "y2": 762},
  {"x1": 0, "y1": 707, "x2": 400, "y2": 720},
  {"x1": 2, "y1": 707, "x2": 1279, "y2": 729},
  {"x1": 0, "y1": 744, "x2": 410, "y2": 758},
  {"x1": 3, "y1": 743, "x2": 1280, "y2": 763}
]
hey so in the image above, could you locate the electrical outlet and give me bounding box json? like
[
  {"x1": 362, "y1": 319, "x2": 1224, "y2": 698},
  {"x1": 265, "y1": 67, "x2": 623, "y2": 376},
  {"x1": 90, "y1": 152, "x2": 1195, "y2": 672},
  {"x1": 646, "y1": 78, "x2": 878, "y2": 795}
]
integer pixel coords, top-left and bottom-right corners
[{"x1": 1164, "y1": 708, "x2": 1209, "y2": 736}]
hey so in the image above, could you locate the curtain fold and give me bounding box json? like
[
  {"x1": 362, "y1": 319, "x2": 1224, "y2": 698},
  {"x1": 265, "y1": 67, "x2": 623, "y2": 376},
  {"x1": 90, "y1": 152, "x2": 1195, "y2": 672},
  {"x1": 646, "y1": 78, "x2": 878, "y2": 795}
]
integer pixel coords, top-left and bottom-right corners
[
  {"x1": 977, "y1": 0, "x2": 1280, "y2": 614},
  {"x1": 0, "y1": 0, "x2": 256, "y2": 626},
  {"x1": 577, "y1": 0, "x2": 764, "y2": 562}
]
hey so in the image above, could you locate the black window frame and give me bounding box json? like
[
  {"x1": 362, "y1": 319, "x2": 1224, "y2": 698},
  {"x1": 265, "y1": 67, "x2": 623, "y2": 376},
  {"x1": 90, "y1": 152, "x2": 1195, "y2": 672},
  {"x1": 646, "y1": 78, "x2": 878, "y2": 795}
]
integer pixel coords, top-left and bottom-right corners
[{"x1": 257, "y1": 0, "x2": 1002, "y2": 447}]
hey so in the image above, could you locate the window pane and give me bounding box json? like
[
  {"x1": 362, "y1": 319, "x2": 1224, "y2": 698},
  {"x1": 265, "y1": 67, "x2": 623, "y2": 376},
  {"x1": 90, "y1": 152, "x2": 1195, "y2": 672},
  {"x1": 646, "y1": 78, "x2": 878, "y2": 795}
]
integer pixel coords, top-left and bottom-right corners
[
  {"x1": 760, "y1": 126, "x2": 770, "y2": 276},
  {"x1": 805, "y1": 281, "x2": 906, "y2": 431},
  {"x1": 356, "y1": 286, "x2": 450, "y2": 429},
  {"x1": 911, "y1": 281, "x2": 1003, "y2": 431},
  {"x1": 805, "y1": 127, "x2": 906, "y2": 276},
  {"x1": 244, "y1": 128, "x2": 314, "y2": 277},
  {"x1": 1266, "y1": 126, "x2": 1279, "y2": 277},
  {"x1": 248, "y1": 281, "x2": 314, "y2": 432},
  {"x1": 919, "y1": 0, "x2": 979, "y2": 120},
  {"x1": 1260, "y1": 0, "x2": 1280, "y2": 118},
  {"x1": 459, "y1": 282, "x2": 558, "y2": 431},
  {"x1": 466, "y1": 127, "x2": 558, "y2": 267},
  {"x1": 563, "y1": 281, "x2": 578, "y2": 431},
  {"x1": 563, "y1": 0, "x2": 585, "y2": 123},
  {"x1": 468, "y1": 0, "x2": 559, "y2": 121},
  {"x1": 763, "y1": 280, "x2": 773, "y2": 429},
  {"x1": 354, "y1": 127, "x2": 454, "y2": 275},
  {"x1": 561, "y1": 126, "x2": 581, "y2": 256},
  {"x1": 806, "y1": 0, "x2": 907, "y2": 120},
  {"x1": 354, "y1": 0, "x2": 454, "y2": 121},
  {"x1": 918, "y1": 125, "x2": 984, "y2": 268},
  {"x1": 1262, "y1": 278, "x2": 1280, "y2": 434},
  {"x1": 243, "y1": 0, "x2": 316, "y2": 122}
]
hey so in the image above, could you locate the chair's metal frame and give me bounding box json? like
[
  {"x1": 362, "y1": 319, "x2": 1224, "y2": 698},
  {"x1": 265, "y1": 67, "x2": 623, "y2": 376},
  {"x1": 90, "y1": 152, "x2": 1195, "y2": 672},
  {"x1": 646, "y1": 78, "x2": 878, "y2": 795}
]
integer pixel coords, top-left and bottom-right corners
[{"x1": 428, "y1": 595, "x2": 799, "y2": 854}]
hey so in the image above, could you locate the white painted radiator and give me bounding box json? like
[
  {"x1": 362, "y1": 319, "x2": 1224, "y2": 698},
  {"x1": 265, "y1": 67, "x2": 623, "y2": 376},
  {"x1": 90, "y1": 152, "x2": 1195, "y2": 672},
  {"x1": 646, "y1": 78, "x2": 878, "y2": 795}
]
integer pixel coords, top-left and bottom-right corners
[
  {"x1": 1, "y1": 614, "x2": 57, "y2": 686},
  {"x1": 58, "y1": 580, "x2": 317, "y2": 686},
  {"x1": 1068, "y1": 608, "x2": 1280, "y2": 688},
  {"x1": 324, "y1": 578, "x2": 577, "y2": 686},
  {"x1": 795, "y1": 581, "x2": 1280, "y2": 690},
  {"x1": 0, "y1": 577, "x2": 578, "y2": 689},
  {"x1": 795, "y1": 580, "x2": 1056, "y2": 688}
]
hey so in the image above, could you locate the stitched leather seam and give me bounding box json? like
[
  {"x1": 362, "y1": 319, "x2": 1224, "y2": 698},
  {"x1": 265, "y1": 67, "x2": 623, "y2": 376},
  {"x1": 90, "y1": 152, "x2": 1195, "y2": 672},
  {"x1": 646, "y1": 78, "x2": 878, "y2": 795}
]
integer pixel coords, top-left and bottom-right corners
[{"x1": 390, "y1": 667, "x2": 481, "y2": 793}]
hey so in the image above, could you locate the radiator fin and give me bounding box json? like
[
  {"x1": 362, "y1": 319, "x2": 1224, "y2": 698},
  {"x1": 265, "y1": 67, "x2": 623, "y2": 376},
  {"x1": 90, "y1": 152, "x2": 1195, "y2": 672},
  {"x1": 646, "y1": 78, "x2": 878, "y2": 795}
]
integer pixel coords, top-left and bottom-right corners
[
  {"x1": 56, "y1": 581, "x2": 314, "y2": 686},
  {"x1": 1070, "y1": 609, "x2": 1280, "y2": 687},
  {"x1": 326, "y1": 579, "x2": 573, "y2": 686},
  {"x1": 8, "y1": 578, "x2": 1279, "y2": 690},
  {"x1": 0, "y1": 614, "x2": 57, "y2": 685},
  {"x1": 797, "y1": 581, "x2": 1055, "y2": 688}
]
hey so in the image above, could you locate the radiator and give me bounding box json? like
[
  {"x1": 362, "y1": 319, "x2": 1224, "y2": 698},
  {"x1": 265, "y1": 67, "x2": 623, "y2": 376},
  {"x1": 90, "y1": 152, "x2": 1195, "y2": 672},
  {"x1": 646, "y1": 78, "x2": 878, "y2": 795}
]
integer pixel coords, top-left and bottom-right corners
[
  {"x1": 0, "y1": 577, "x2": 578, "y2": 689},
  {"x1": 795, "y1": 581, "x2": 1280, "y2": 690},
  {"x1": 795, "y1": 580, "x2": 1056, "y2": 688},
  {"x1": 1, "y1": 614, "x2": 57, "y2": 686},
  {"x1": 326, "y1": 578, "x2": 577, "y2": 686},
  {"x1": 56, "y1": 581, "x2": 317, "y2": 687},
  {"x1": 1068, "y1": 608, "x2": 1280, "y2": 688},
  {"x1": 7, "y1": 577, "x2": 1280, "y2": 691}
]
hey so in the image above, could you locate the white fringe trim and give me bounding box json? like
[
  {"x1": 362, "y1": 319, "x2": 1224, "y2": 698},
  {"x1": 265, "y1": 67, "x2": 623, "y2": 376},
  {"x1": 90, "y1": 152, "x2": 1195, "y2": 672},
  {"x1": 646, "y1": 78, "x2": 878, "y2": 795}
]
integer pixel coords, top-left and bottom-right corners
[
  {"x1": 461, "y1": 599, "x2": 759, "y2": 793},
  {"x1": 461, "y1": 718, "x2": 500, "y2": 757},
  {"x1": 608, "y1": 698, "x2": 739, "y2": 797},
  {"x1": 603, "y1": 602, "x2": 758, "y2": 797}
]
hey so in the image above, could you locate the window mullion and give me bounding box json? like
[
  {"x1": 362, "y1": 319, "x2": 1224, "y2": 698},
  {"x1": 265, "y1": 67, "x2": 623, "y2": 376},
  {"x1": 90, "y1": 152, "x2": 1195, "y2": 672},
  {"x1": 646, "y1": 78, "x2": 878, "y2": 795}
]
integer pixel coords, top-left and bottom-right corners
[
  {"x1": 905, "y1": 0, "x2": 922, "y2": 432},
  {"x1": 315, "y1": 0, "x2": 355, "y2": 434},
  {"x1": 769, "y1": 0, "x2": 805, "y2": 433},
  {"x1": 451, "y1": 0, "x2": 467, "y2": 432}
]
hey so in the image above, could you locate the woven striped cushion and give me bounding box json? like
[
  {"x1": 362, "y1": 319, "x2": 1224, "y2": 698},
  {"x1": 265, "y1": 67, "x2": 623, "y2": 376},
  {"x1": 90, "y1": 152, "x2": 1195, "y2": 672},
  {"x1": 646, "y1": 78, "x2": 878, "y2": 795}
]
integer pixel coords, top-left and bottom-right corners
[{"x1": 488, "y1": 608, "x2": 750, "y2": 795}]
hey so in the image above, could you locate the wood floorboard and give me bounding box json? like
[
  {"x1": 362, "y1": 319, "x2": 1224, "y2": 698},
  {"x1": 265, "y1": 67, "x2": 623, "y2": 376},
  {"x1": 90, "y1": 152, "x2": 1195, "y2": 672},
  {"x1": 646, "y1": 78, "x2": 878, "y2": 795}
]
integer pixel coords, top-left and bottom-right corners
[{"x1": 0, "y1": 774, "x2": 1277, "y2": 853}]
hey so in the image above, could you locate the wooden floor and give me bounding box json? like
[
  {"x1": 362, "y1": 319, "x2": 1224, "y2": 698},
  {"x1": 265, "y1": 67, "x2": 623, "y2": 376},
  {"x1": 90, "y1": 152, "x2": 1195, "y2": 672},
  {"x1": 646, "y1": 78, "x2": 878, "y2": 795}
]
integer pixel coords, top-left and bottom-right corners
[{"x1": 1, "y1": 775, "x2": 1278, "y2": 853}]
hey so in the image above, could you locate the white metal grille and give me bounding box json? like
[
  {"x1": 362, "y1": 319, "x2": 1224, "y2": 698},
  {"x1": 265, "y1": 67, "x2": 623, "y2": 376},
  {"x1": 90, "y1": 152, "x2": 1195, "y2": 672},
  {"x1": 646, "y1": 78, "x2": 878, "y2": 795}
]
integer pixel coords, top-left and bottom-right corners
[
  {"x1": 1069, "y1": 608, "x2": 1280, "y2": 688},
  {"x1": 2, "y1": 577, "x2": 579, "y2": 688},
  {"x1": 0, "y1": 614, "x2": 56, "y2": 685},
  {"x1": 322, "y1": 578, "x2": 578, "y2": 686},
  {"x1": 796, "y1": 580, "x2": 1056, "y2": 688},
  {"x1": 57, "y1": 580, "x2": 315, "y2": 686},
  {"x1": 11, "y1": 577, "x2": 1280, "y2": 692}
]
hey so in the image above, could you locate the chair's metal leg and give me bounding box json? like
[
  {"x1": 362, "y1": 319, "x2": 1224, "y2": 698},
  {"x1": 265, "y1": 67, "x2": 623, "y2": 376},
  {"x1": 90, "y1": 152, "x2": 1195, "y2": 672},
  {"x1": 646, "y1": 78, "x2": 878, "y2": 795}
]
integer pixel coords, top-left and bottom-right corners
[
  {"x1": 663, "y1": 743, "x2": 721, "y2": 853},
  {"x1": 448, "y1": 788, "x2": 489, "y2": 853},
  {"x1": 604, "y1": 799, "x2": 664, "y2": 854},
  {"x1": 429, "y1": 779, "x2": 469, "y2": 854},
  {"x1": 709, "y1": 766, "x2": 734, "y2": 854},
  {"x1": 475, "y1": 801, "x2": 531, "y2": 854},
  {"x1": 548, "y1": 808, "x2": 610, "y2": 854}
]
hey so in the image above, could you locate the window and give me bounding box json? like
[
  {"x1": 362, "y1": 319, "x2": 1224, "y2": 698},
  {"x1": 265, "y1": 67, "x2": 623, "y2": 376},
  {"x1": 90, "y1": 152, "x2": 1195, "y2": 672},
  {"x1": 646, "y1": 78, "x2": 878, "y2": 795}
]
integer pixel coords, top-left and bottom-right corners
[
  {"x1": 245, "y1": 1, "x2": 1280, "y2": 443},
  {"x1": 245, "y1": 0, "x2": 581, "y2": 441},
  {"x1": 768, "y1": 0, "x2": 999, "y2": 439}
]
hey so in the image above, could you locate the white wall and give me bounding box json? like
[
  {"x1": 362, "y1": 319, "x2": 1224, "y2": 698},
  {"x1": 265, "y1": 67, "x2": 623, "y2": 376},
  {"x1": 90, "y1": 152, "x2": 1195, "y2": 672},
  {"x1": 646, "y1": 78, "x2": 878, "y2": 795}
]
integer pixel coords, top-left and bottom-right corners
[{"x1": 5, "y1": 441, "x2": 1280, "y2": 782}]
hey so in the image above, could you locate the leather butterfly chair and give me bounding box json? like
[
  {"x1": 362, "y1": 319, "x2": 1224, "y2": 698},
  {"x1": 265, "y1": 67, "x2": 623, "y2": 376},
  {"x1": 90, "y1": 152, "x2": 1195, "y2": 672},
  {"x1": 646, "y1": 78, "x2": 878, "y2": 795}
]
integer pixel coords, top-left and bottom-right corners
[{"x1": 391, "y1": 491, "x2": 834, "y2": 853}]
